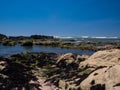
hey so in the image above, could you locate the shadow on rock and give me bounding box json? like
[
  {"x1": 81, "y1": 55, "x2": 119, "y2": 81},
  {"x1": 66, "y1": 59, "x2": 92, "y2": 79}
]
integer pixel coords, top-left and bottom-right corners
[
  {"x1": 0, "y1": 58, "x2": 41, "y2": 90},
  {"x1": 90, "y1": 84, "x2": 105, "y2": 90}
]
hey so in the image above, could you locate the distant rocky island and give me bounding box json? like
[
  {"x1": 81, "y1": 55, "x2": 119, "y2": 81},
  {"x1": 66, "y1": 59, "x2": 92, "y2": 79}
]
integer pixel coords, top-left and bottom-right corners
[{"x1": 0, "y1": 33, "x2": 120, "y2": 90}]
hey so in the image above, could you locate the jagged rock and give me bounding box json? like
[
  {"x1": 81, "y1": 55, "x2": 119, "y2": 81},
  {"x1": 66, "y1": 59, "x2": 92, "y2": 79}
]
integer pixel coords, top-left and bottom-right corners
[
  {"x1": 57, "y1": 53, "x2": 76, "y2": 64},
  {"x1": 79, "y1": 49, "x2": 120, "y2": 69},
  {"x1": 56, "y1": 53, "x2": 90, "y2": 70},
  {"x1": 1, "y1": 49, "x2": 120, "y2": 90},
  {"x1": 56, "y1": 53, "x2": 79, "y2": 69},
  {"x1": 0, "y1": 60, "x2": 7, "y2": 71},
  {"x1": 80, "y1": 65, "x2": 120, "y2": 90}
]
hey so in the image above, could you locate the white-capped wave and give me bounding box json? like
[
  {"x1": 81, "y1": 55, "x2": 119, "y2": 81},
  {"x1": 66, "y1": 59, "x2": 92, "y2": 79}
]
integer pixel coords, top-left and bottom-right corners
[
  {"x1": 54, "y1": 36, "x2": 73, "y2": 39},
  {"x1": 91, "y1": 36, "x2": 118, "y2": 39},
  {"x1": 81, "y1": 36, "x2": 89, "y2": 38},
  {"x1": 54, "y1": 36, "x2": 119, "y2": 39}
]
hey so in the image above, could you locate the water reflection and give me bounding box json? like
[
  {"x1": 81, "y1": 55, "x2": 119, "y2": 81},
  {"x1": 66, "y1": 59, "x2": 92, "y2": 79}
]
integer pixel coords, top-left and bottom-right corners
[
  {"x1": 0, "y1": 44, "x2": 94, "y2": 57},
  {"x1": 22, "y1": 46, "x2": 33, "y2": 51}
]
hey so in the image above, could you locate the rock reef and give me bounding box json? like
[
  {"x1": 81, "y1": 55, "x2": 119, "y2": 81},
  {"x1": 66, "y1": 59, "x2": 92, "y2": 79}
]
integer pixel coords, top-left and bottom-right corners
[
  {"x1": 0, "y1": 33, "x2": 120, "y2": 51},
  {"x1": 0, "y1": 49, "x2": 120, "y2": 90}
]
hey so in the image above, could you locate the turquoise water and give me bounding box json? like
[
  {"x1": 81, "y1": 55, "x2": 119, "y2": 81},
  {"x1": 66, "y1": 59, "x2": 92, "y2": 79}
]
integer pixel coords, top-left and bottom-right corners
[{"x1": 0, "y1": 44, "x2": 94, "y2": 57}]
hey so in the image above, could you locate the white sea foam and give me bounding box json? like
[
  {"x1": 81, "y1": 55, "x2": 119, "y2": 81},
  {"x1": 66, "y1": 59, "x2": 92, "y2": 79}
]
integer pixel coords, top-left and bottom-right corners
[
  {"x1": 91, "y1": 36, "x2": 107, "y2": 39},
  {"x1": 81, "y1": 36, "x2": 89, "y2": 38},
  {"x1": 54, "y1": 36, "x2": 73, "y2": 39},
  {"x1": 54, "y1": 36, "x2": 119, "y2": 39},
  {"x1": 91, "y1": 36, "x2": 118, "y2": 39}
]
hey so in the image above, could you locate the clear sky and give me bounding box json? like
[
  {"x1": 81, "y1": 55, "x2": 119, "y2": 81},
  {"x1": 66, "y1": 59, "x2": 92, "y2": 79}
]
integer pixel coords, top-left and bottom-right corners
[{"x1": 0, "y1": 0, "x2": 120, "y2": 37}]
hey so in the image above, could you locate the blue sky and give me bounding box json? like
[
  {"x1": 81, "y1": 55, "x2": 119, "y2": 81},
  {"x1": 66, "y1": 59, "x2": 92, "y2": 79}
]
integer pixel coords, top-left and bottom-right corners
[{"x1": 0, "y1": 0, "x2": 120, "y2": 37}]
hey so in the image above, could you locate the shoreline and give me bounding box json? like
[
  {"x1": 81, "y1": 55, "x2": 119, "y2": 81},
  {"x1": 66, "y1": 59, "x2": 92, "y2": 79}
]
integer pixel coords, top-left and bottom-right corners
[
  {"x1": 0, "y1": 49, "x2": 120, "y2": 90},
  {"x1": 0, "y1": 34, "x2": 120, "y2": 52}
]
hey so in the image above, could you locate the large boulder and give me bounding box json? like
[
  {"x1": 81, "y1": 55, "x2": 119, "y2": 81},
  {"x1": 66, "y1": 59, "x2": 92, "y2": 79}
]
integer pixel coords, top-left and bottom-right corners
[
  {"x1": 56, "y1": 53, "x2": 90, "y2": 70},
  {"x1": 80, "y1": 65, "x2": 120, "y2": 90},
  {"x1": 80, "y1": 49, "x2": 120, "y2": 69}
]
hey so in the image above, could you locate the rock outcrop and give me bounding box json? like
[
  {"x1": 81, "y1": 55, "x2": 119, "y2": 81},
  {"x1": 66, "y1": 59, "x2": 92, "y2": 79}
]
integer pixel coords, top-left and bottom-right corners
[
  {"x1": 56, "y1": 53, "x2": 89, "y2": 70},
  {"x1": 79, "y1": 49, "x2": 120, "y2": 90},
  {"x1": 94, "y1": 45, "x2": 116, "y2": 51},
  {"x1": 80, "y1": 65, "x2": 120, "y2": 90},
  {"x1": 80, "y1": 49, "x2": 120, "y2": 69},
  {"x1": 50, "y1": 50, "x2": 120, "y2": 90},
  {"x1": 0, "y1": 52, "x2": 58, "y2": 90},
  {"x1": 56, "y1": 53, "x2": 76, "y2": 67},
  {"x1": 30, "y1": 35, "x2": 54, "y2": 39},
  {"x1": 0, "y1": 49, "x2": 120, "y2": 90}
]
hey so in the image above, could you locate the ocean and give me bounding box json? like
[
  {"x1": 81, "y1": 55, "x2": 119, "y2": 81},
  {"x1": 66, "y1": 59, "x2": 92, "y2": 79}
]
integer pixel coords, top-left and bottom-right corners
[
  {"x1": 0, "y1": 37, "x2": 120, "y2": 57},
  {"x1": 55, "y1": 36, "x2": 120, "y2": 42}
]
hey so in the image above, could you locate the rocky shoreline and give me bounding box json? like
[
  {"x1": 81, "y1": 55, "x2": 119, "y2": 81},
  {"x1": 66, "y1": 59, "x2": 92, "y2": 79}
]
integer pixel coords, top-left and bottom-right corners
[
  {"x1": 0, "y1": 49, "x2": 120, "y2": 90},
  {"x1": 0, "y1": 33, "x2": 120, "y2": 51}
]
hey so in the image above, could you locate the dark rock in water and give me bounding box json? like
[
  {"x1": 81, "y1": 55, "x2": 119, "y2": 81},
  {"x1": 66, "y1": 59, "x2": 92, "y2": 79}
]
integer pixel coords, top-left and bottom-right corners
[
  {"x1": 2, "y1": 40, "x2": 16, "y2": 46},
  {"x1": 30, "y1": 35, "x2": 54, "y2": 39},
  {"x1": 0, "y1": 33, "x2": 7, "y2": 40},
  {"x1": 9, "y1": 36, "x2": 30, "y2": 40},
  {"x1": 21, "y1": 40, "x2": 33, "y2": 46}
]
